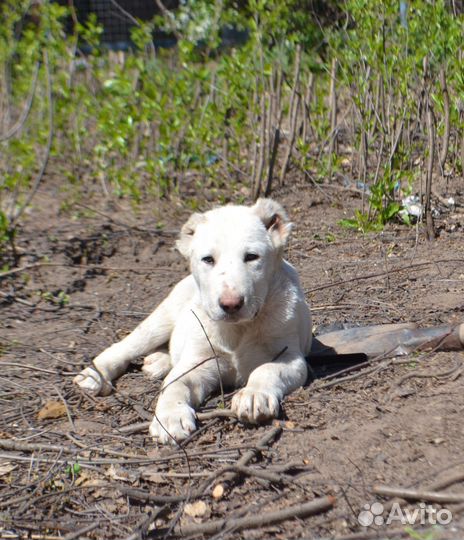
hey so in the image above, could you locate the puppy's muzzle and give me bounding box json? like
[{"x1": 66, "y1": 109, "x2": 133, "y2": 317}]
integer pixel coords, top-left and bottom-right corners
[{"x1": 219, "y1": 291, "x2": 245, "y2": 315}]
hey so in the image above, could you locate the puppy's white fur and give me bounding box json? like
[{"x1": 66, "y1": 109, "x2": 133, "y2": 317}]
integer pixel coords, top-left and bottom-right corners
[{"x1": 74, "y1": 199, "x2": 312, "y2": 444}]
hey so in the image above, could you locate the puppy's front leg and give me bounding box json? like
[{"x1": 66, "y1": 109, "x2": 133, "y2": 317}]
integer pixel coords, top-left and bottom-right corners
[
  {"x1": 150, "y1": 358, "x2": 220, "y2": 444},
  {"x1": 74, "y1": 276, "x2": 195, "y2": 395},
  {"x1": 231, "y1": 349, "x2": 307, "y2": 424}
]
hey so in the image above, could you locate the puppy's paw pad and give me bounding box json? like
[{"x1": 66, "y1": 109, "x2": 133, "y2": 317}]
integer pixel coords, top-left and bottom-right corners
[
  {"x1": 231, "y1": 388, "x2": 280, "y2": 424},
  {"x1": 142, "y1": 352, "x2": 171, "y2": 380},
  {"x1": 149, "y1": 405, "x2": 197, "y2": 444},
  {"x1": 73, "y1": 367, "x2": 112, "y2": 396}
]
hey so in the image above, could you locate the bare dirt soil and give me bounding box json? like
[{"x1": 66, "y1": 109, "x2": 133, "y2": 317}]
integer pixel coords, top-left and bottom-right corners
[{"x1": 1, "y1": 176, "x2": 464, "y2": 540}]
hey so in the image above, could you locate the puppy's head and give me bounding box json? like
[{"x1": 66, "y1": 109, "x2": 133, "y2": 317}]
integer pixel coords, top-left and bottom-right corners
[{"x1": 177, "y1": 199, "x2": 291, "y2": 323}]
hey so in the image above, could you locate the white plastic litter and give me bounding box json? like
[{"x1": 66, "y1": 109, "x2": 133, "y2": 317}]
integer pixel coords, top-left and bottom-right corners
[{"x1": 400, "y1": 195, "x2": 422, "y2": 221}]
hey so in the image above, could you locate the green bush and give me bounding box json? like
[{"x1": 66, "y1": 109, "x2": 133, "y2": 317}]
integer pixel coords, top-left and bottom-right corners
[{"x1": 1, "y1": 0, "x2": 463, "y2": 260}]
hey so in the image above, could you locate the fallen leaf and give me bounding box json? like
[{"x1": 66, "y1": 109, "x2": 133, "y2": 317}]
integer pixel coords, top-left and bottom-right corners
[
  {"x1": 140, "y1": 466, "x2": 170, "y2": 484},
  {"x1": 37, "y1": 401, "x2": 67, "y2": 421},
  {"x1": 184, "y1": 501, "x2": 210, "y2": 518},
  {"x1": 142, "y1": 472, "x2": 169, "y2": 484},
  {"x1": 97, "y1": 498, "x2": 118, "y2": 513},
  {"x1": 0, "y1": 462, "x2": 16, "y2": 477},
  {"x1": 106, "y1": 464, "x2": 138, "y2": 483},
  {"x1": 75, "y1": 471, "x2": 99, "y2": 487},
  {"x1": 90, "y1": 486, "x2": 115, "y2": 499}
]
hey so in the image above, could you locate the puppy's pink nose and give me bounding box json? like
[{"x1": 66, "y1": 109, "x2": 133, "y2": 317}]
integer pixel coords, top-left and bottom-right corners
[{"x1": 219, "y1": 292, "x2": 244, "y2": 314}]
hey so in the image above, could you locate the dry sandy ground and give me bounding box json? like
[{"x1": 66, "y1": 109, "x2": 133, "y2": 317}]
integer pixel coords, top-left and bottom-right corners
[{"x1": 1, "y1": 178, "x2": 464, "y2": 539}]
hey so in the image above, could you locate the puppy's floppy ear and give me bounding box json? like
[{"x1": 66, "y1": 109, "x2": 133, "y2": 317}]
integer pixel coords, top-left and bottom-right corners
[
  {"x1": 176, "y1": 212, "x2": 206, "y2": 258},
  {"x1": 252, "y1": 198, "x2": 292, "y2": 248}
]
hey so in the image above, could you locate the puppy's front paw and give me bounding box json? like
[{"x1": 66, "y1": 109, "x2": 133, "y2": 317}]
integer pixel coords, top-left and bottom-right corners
[
  {"x1": 149, "y1": 404, "x2": 197, "y2": 444},
  {"x1": 231, "y1": 388, "x2": 280, "y2": 424},
  {"x1": 74, "y1": 367, "x2": 113, "y2": 396}
]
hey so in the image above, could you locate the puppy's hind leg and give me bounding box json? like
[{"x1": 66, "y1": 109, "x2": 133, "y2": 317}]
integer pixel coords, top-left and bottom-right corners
[{"x1": 142, "y1": 351, "x2": 172, "y2": 381}]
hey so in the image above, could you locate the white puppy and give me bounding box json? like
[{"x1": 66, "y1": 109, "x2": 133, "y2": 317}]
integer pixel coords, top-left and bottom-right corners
[{"x1": 74, "y1": 199, "x2": 312, "y2": 444}]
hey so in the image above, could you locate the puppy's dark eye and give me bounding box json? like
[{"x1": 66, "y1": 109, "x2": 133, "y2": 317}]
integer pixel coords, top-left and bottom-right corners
[
  {"x1": 244, "y1": 253, "x2": 260, "y2": 263},
  {"x1": 202, "y1": 256, "x2": 215, "y2": 265}
]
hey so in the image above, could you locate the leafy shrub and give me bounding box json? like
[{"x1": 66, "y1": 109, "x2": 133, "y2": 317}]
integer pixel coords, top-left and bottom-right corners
[{"x1": 1, "y1": 0, "x2": 463, "y2": 260}]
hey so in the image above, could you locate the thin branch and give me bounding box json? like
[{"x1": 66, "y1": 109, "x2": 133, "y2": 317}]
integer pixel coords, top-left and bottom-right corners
[
  {"x1": 154, "y1": 0, "x2": 182, "y2": 41},
  {"x1": 63, "y1": 523, "x2": 101, "y2": 540},
  {"x1": 191, "y1": 309, "x2": 225, "y2": 406},
  {"x1": 264, "y1": 127, "x2": 280, "y2": 196},
  {"x1": 328, "y1": 57, "x2": 338, "y2": 158},
  {"x1": 0, "y1": 61, "x2": 40, "y2": 142},
  {"x1": 279, "y1": 45, "x2": 302, "y2": 186},
  {"x1": 306, "y1": 258, "x2": 464, "y2": 293},
  {"x1": 0, "y1": 261, "x2": 175, "y2": 280},
  {"x1": 122, "y1": 506, "x2": 168, "y2": 540},
  {"x1": 439, "y1": 65, "x2": 450, "y2": 170},
  {"x1": 169, "y1": 495, "x2": 335, "y2": 537},
  {"x1": 220, "y1": 425, "x2": 282, "y2": 485},
  {"x1": 10, "y1": 48, "x2": 53, "y2": 227},
  {"x1": 373, "y1": 485, "x2": 464, "y2": 504},
  {"x1": 121, "y1": 426, "x2": 282, "y2": 504},
  {"x1": 52, "y1": 384, "x2": 75, "y2": 432},
  {"x1": 424, "y1": 95, "x2": 436, "y2": 240},
  {"x1": 422, "y1": 56, "x2": 435, "y2": 241},
  {"x1": 117, "y1": 409, "x2": 236, "y2": 435}
]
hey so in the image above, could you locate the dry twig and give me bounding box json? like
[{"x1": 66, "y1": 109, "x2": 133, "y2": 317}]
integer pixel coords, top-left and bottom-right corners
[
  {"x1": 10, "y1": 50, "x2": 53, "y2": 229},
  {"x1": 439, "y1": 65, "x2": 450, "y2": 170},
  {"x1": 170, "y1": 495, "x2": 335, "y2": 537},
  {"x1": 121, "y1": 426, "x2": 282, "y2": 504},
  {"x1": 306, "y1": 258, "x2": 464, "y2": 293},
  {"x1": 373, "y1": 485, "x2": 464, "y2": 504}
]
